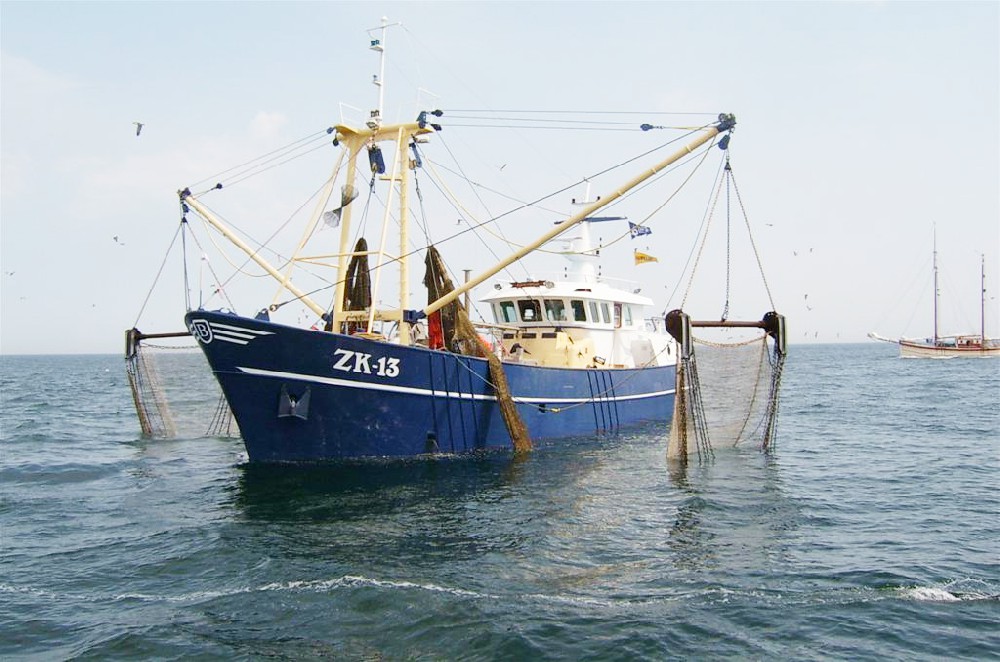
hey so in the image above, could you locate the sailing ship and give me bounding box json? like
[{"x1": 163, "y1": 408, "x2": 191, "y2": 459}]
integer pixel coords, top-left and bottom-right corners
[
  {"x1": 128, "y1": 20, "x2": 771, "y2": 462},
  {"x1": 869, "y1": 243, "x2": 999, "y2": 358}
]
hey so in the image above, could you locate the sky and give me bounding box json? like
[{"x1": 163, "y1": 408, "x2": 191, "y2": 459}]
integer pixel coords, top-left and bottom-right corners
[{"x1": 1, "y1": 1, "x2": 998, "y2": 355}]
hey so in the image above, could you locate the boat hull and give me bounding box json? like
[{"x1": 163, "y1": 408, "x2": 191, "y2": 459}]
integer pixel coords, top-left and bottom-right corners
[
  {"x1": 185, "y1": 310, "x2": 676, "y2": 462},
  {"x1": 899, "y1": 339, "x2": 1000, "y2": 359}
]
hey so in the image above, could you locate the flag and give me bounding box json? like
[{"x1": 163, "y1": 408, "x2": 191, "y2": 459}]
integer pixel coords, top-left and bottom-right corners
[
  {"x1": 629, "y1": 221, "x2": 652, "y2": 239},
  {"x1": 634, "y1": 249, "x2": 658, "y2": 265}
]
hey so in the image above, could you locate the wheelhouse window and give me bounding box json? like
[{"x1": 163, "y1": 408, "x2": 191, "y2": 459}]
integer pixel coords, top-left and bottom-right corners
[
  {"x1": 623, "y1": 304, "x2": 633, "y2": 326},
  {"x1": 600, "y1": 303, "x2": 611, "y2": 325},
  {"x1": 497, "y1": 300, "x2": 517, "y2": 324},
  {"x1": 589, "y1": 302, "x2": 599, "y2": 323},
  {"x1": 518, "y1": 299, "x2": 541, "y2": 322},
  {"x1": 613, "y1": 302, "x2": 622, "y2": 328},
  {"x1": 544, "y1": 299, "x2": 567, "y2": 322},
  {"x1": 571, "y1": 299, "x2": 587, "y2": 322}
]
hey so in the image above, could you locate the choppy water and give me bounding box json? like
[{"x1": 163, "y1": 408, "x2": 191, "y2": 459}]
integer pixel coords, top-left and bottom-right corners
[{"x1": 1, "y1": 344, "x2": 998, "y2": 660}]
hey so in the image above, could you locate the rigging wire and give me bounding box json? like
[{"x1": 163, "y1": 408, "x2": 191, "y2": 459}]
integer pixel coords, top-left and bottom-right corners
[
  {"x1": 416, "y1": 126, "x2": 707, "y2": 255},
  {"x1": 190, "y1": 130, "x2": 332, "y2": 190},
  {"x1": 133, "y1": 220, "x2": 185, "y2": 328},
  {"x1": 224, "y1": 141, "x2": 332, "y2": 189},
  {"x1": 441, "y1": 123, "x2": 665, "y2": 132},
  {"x1": 183, "y1": 174, "x2": 345, "y2": 313},
  {"x1": 671, "y1": 149, "x2": 777, "y2": 318},
  {"x1": 186, "y1": 231, "x2": 238, "y2": 313},
  {"x1": 419, "y1": 135, "x2": 529, "y2": 281},
  {"x1": 583, "y1": 140, "x2": 720, "y2": 255},
  {"x1": 671, "y1": 154, "x2": 728, "y2": 314},
  {"x1": 447, "y1": 109, "x2": 718, "y2": 116},
  {"x1": 446, "y1": 114, "x2": 655, "y2": 126},
  {"x1": 729, "y1": 161, "x2": 777, "y2": 311}
]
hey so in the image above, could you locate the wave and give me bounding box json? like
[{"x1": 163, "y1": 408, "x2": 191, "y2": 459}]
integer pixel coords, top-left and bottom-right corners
[{"x1": 899, "y1": 580, "x2": 999, "y2": 602}]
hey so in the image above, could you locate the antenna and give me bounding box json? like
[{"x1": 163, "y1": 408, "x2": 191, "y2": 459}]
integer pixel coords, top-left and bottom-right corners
[{"x1": 367, "y1": 16, "x2": 401, "y2": 129}]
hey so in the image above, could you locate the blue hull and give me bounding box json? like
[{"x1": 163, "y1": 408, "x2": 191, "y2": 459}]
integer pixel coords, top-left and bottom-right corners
[{"x1": 186, "y1": 310, "x2": 675, "y2": 462}]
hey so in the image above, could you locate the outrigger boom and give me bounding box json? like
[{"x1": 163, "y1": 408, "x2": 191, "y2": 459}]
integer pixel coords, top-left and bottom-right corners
[{"x1": 417, "y1": 114, "x2": 736, "y2": 321}]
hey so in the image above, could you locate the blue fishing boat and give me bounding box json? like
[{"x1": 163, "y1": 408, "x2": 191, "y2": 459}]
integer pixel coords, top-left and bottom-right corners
[{"x1": 139, "y1": 19, "x2": 740, "y2": 462}]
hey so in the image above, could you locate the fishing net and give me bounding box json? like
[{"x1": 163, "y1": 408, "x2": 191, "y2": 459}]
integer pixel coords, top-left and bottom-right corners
[
  {"x1": 666, "y1": 310, "x2": 786, "y2": 461},
  {"x1": 126, "y1": 329, "x2": 177, "y2": 438},
  {"x1": 423, "y1": 246, "x2": 532, "y2": 452},
  {"x1": 125, "y1": 329, "x2": 238, "y2": 439},
  {"x1": 338, "y1": 237, "x2": 371, "y2": 335}
]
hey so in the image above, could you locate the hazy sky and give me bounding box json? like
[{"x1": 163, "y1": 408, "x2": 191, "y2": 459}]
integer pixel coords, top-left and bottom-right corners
[{"x1": 2, "y1": 1, "x2": 998, "y2": 355}]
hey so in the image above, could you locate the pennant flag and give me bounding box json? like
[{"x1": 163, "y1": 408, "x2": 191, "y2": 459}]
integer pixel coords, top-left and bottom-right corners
[
  {"x1": 629, "y1": 221, "x2": 652, "y2": 239},
  {"x1": 634, "y1": 249, "x2": 659, "y2": 265}
]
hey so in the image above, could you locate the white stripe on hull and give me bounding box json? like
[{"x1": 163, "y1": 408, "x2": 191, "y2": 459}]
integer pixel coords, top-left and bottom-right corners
[{"x1": 236, "y1": 366, "x2": 674, "y2": 404}]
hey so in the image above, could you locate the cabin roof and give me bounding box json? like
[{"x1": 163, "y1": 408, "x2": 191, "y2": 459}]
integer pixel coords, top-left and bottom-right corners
[{"x1": 480, "y1": 279, "x2": 653, "y2": 307}]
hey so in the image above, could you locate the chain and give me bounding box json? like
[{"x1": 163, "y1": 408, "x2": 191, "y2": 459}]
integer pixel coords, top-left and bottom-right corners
[{"x1": 722, "y1": 156, "x2": 732, "y2": 321}]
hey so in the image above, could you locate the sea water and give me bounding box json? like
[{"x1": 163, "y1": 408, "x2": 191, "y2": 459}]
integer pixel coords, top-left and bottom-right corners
[{"x1": 1, "y1": 344, "x2": 997, "y2": 660}]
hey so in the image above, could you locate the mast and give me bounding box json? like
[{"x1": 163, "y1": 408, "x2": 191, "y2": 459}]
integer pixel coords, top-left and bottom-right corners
[
  {"x1": 933, "y1": 228, "x2": 939, "y2": 344},
  {"x1": 367, "y1": 16, "x2": 398, "y2": 130},
  {"x1": 981, "y1": 253, "x2": 986, "y2": 342},
  {"x1": 329, "y1": 18, "x2": 431, "y2": 336}
]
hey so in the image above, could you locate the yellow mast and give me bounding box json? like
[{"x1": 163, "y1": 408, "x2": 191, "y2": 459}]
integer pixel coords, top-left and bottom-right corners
[{"x1": 327, "y1": 121, "x2": 434, "y2": 334}]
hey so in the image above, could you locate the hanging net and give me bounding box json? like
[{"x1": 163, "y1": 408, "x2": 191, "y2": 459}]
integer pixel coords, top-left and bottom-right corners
[
  {"x1": 666, "y1": 311, "x2": 786, "y2": 461},
  {"x1": 663, "y1": 147, "x2": 787, "y2": 461},
  {"x1": 336, "y1": 237, "x2": 372, "y2": 334},
  {"x1": 423, "y1": 245, "x2": 532, "y2": 453},
  {"x1": 125, "y1": 328, "x2": 239, "y2": 439}
]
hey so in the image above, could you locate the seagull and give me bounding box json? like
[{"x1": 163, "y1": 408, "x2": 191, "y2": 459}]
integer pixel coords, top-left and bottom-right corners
[
  {"x1": 113, "y1": 235, "x2": 125, "y2": 245},
  {"x1": 133, "y1": 122, "x2": 144, "y2": 136}
]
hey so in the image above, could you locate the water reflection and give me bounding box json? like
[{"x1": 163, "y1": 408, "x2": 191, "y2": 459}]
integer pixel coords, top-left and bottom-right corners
[
  {"x1": 664, "y1": 449, "x2": 799, "y2": 574},
  {"x1": 225, "y1": 451, "x2": 538, "y2": 566},
  {"x1": 225, "y1": 437, "x2": 615, "y2": 570},
  {"x1": 232, "y1": 451, "x2": 527, "y2": 519}
]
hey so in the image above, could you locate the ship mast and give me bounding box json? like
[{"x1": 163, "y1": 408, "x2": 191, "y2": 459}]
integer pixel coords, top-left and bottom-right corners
[
  {"x1": 329, "y1": 17, "x2": 427, "y2": 341},
  {"x1": 933, "y1": 228, "x2": 939, "y2": 344},
  {"x1": 981, "y1": 253, "x2": 986, "y2": 342},
  {"x1": 367, "y1": 16, "x2": 396, "y2": 130}
]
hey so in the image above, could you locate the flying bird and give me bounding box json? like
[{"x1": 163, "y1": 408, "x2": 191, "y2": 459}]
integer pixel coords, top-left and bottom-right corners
[
  {"x1": 113, "y1": 235, "x2": 125, "y2": 245},
  {"x1": 133, "y1": 122, "x2": 144, "y2": 136}
]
